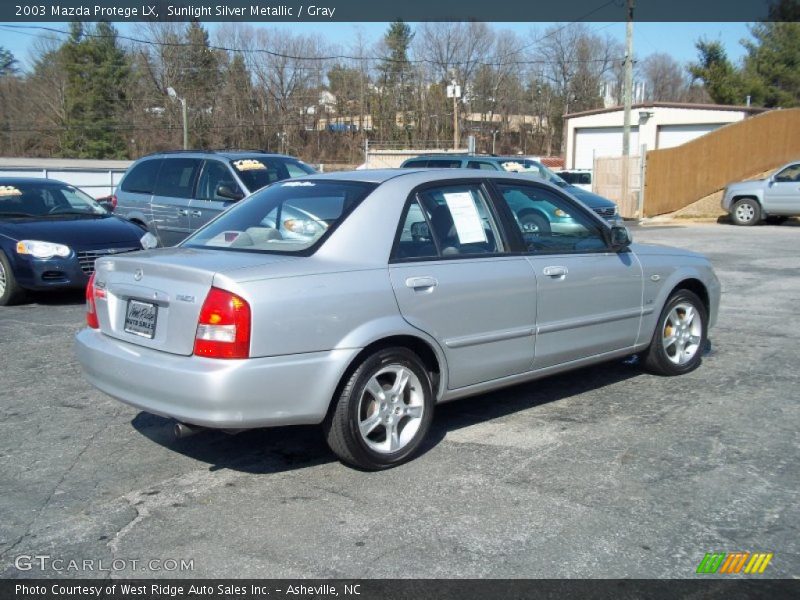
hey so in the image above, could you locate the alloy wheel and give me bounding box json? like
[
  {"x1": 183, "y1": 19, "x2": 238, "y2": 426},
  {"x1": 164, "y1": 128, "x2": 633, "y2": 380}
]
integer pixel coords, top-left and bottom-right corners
[
  {"x1": 357, "y1": 364, "x2": 425, "y2": 454},
  {"x1": 661, "y1": 302, "x2": 703, "y2": 366}
]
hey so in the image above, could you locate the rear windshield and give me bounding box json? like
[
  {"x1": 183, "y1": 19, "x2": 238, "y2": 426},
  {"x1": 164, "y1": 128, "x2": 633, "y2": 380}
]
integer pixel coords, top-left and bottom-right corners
[
  {"x1": 231, "y1": 156, "x2": 316, "y2": 192},
  {"x1": 182, "y1": 180, "x2": 377, "y2": 254},
  {"x1": 498, "y1": 159, "x2": 568, "y2": 187}
]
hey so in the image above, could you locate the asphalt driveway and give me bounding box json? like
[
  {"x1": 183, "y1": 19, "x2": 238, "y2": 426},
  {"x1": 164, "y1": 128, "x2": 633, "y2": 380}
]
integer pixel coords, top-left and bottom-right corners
[{"x1": 0, "y1": 221, "x2": 797, "y2": 579}]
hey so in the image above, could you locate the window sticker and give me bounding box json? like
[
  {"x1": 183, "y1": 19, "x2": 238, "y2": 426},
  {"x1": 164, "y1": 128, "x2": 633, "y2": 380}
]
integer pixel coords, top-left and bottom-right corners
[
  {"x1": 0, "y1": 186, "x2": 23, "y2": 197},
  {"x1": 443, "y1": 192, "x2": 487, "y2": 244},
  {"x1": 281, "y1": 181, "x2": 315, "y2": 187},
  {"x1": 233, "y1": 159, "x2": 267, "y2": 171},
  {"x1": 500, "y1": 161, "x2": 537, "y2": 173}
]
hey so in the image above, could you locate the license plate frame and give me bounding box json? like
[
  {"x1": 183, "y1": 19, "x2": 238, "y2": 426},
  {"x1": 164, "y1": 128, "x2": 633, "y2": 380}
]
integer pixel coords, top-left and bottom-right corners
[{"x1": 124, "y1": 299, "x2": 158, "y2": 339}]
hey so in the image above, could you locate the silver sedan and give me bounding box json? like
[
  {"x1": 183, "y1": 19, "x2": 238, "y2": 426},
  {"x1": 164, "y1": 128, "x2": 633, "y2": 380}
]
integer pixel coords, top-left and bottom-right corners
[{"x1": 75, "y1": 170, "x2": 721, "y2": 469}]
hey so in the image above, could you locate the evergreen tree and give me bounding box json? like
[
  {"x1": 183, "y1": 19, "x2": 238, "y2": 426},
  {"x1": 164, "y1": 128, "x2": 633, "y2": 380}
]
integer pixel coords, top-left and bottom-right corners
[
  {"x1": 742, "y1": 21, "x2": 800, "y2": 107},
  {"x1": 376, "y1": 20, "x2": 414, "y2": 141},
  {"x1": 688, "y1": 41, "x2": 750, "y2": 105},
  {"x1": 177, "y1": 22, "x2": 220, "y2": 148},
  {"x1": 61, "y1": 22, "x2": 130, "y2": 158}
]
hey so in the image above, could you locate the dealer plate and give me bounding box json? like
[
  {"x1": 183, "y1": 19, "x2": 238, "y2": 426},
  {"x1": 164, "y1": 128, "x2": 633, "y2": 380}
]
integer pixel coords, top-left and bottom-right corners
[{"x1": 124, "y1": 299, "x2": 158, "y2": 339}]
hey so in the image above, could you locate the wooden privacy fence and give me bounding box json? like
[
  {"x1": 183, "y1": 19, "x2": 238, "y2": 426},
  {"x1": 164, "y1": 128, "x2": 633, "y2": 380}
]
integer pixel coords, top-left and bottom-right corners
[
  {"x1": 593, "y1": 155, "x2": 642, "y2": 218},
  {"x1": 643, "y1": 108, "x2": 800, "y2": 216}
]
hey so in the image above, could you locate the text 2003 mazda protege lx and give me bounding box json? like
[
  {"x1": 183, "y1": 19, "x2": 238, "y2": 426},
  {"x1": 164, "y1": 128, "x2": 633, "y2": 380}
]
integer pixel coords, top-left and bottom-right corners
[{"x1": 75, "y1": 170, "x2": 720, "y2": 469}]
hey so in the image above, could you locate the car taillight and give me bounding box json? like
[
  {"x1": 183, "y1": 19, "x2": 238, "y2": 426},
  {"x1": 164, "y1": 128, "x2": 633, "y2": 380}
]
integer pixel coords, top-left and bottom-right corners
[
  {"x1": 86, "y1": 272, "x2": 99, "y2": 329},
  {"x1": 194, "y1": 288, "x2": 251, "y2": 359},
  {"x1": 110, "y1": 194, "x2": 117, "y2": 211}
]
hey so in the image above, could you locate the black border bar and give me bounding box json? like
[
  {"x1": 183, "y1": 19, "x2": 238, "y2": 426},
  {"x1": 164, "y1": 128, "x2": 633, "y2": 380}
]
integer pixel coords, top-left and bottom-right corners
[
  {"x1": 0, "y1": 0, "x2": 783, "y2": 23},
  {"x1": 3, "y1": 579, "x2": 800, "y2": 600}
]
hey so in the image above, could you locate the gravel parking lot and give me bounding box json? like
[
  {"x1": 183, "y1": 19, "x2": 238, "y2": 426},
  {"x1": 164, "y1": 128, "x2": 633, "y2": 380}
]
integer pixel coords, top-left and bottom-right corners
[{"x1": 0, "y1": 221, "x2": 798, "y2": 579}]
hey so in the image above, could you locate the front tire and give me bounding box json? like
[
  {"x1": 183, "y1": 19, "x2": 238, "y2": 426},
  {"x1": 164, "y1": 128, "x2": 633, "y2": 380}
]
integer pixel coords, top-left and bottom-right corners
[
  {"x1": 642, "y1": 289, "x2": 708, "y2": 376},
  {"x1": 0, "y1": 251, "x2": 25, "y2": 306},
  {"x1": 730, "y1": 198, "x2": 761, "y2": 226},
  {"x1": 323, "y1": 347, "x2": 434, "y2": 470}
]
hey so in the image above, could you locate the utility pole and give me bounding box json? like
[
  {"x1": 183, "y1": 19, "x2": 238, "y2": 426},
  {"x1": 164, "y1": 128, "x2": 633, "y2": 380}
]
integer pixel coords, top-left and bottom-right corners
[
  {"x1": 447, "y1": 79, "x2": 461, "y2": 150},
  {"x1": 621, "y1": 0, "x2": 635, "y2": 211},
  {"x1": 180, "y1": 98, "x2": 188, "y2": 150},
  {"x1": 622, "y1": 0, "x2": 634, "y2": 157}
]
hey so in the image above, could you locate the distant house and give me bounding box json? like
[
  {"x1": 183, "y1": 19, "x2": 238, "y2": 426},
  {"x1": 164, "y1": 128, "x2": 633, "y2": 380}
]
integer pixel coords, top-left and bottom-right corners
[{"x1": 564, "y1": 102, "x2": 768, "y2": 170}]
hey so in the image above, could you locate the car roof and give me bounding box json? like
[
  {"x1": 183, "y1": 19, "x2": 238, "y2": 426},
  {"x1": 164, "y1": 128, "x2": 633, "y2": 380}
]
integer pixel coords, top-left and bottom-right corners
[
  {"x1": 286, "y1": 168, "x2": 563, "y2": 186},
  {"x1": 402, "y1": 155, "x2": 545, "y2": 163},
  {"x1": 138, "y1": 150, "x2": 302, "y2": 160},
  {"x1": 0, "y1": 177, "x2": 72, "y2": 187}
]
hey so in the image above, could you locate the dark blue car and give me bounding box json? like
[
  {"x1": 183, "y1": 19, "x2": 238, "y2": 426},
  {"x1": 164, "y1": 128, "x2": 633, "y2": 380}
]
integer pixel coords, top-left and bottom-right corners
[{"x1": 0, "y1": 178, "x2": 155, "y2": 305}]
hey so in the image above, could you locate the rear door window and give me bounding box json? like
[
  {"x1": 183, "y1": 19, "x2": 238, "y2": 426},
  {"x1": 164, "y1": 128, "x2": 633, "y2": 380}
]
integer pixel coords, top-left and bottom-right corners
[
  {"x1": 467, "y1": 161, "x2": 499, "y2": 170},
  {"x1": 153, "y1": 158, "x2": 202, "y2": 199},
  {"x1": 285, "y1": 160, "x2": 316, "y2": 178},
  {"x1": 394, "y1": 183, "x2": 505, "y2": 259},
  {"x1": 426, "y1": 159, "x2": 464, "y2": 168},
  {"x1": 120, "y1": 159, "x2": 163, "y2": 194}
]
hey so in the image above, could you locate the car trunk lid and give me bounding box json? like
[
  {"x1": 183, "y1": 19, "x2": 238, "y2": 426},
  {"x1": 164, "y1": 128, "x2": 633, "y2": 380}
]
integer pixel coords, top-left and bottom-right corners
[{"x1": 91, "y1": 247, "x2": 295, "y2": 356}]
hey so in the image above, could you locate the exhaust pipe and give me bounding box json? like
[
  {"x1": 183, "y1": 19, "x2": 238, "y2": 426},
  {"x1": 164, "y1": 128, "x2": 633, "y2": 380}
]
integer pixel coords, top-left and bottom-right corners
[{"x1": 174, "y1": 422, "x2": 205, "y2": 439}]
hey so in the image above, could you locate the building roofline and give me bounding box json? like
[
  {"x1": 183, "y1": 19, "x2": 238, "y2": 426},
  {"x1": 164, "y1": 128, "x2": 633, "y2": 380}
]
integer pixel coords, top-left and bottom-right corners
[{"x1": 564, "y1": 102, "x2": 770, "y2": 120}]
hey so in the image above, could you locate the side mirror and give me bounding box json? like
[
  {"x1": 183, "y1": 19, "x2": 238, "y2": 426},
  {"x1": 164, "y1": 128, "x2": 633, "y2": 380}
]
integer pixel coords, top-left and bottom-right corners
[
  {"x1": 216, "y1": 184, "x2": 245, "y2": 201},
  {"x1": 609, "y1": 225, "x2": 632, "y2": 249}
]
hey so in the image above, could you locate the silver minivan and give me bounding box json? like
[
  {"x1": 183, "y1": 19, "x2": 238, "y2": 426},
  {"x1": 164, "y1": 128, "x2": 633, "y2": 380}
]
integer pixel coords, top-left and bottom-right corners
[{"x1": 115, "y1": 151, "x2": 316, "y2": 246}]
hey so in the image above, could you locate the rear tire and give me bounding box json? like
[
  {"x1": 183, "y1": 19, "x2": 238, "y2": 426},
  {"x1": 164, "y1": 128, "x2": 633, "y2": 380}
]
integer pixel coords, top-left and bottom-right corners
[
  {"x1": 642, "y1": 289, "x2": 707, "y2": 376},
  {"x1": 0, "y1": 251, "x2": 25, "y2": 306},
  {"x1": 730, "y1": 198, "x2": 761, "y2": 226},
  {"x1": 323, "y1": 347, "x2": 434, "y2": 470}
]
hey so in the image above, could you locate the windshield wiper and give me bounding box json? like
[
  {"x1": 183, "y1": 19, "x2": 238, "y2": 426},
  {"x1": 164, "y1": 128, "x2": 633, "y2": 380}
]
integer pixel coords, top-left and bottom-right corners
[{"x1": 0, "y1": 212, "x2": 37, "y2": 217}]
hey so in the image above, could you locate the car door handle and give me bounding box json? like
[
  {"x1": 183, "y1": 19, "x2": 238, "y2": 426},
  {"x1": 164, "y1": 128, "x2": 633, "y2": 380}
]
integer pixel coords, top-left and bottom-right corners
[
  {"x1": 543, "y1": 266, "x2": 568, "y2": 278},
  {"x1": 190, "y1": 210, "x2": 202, "y2": 217},
  {"x1": 405, "y1": 276, "x2": 438, "y2": 291},
  {"x1": 177, "y1": 209, "x2": 189, "y2": 216}
]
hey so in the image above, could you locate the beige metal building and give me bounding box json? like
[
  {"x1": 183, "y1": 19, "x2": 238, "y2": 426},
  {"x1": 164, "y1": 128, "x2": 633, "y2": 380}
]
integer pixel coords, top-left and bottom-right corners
[{"x1": 564, "y1": 102, "x2": 767, "y2": 170}]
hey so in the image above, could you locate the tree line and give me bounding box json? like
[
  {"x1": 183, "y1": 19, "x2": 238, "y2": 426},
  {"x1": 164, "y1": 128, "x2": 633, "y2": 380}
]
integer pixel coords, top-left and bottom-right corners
[{"x1": 0, "y1": 15, "x2": 797, "y2": 164}]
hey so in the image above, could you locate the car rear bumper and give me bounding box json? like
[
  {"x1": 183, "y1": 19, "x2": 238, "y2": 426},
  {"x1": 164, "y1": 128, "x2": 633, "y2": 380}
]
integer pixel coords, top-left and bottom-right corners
[{"x1": 74, "y1": 328, "x2": 360, "y2": 428}]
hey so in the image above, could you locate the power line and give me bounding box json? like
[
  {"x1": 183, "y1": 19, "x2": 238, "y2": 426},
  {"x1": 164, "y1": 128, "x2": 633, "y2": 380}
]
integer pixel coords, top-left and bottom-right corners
[{"x1": 0, "y1": 8, "x2": 626, "y2": 70}]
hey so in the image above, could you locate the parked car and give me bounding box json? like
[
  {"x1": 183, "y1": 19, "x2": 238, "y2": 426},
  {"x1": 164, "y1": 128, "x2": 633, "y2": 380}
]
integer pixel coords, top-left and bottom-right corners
[
  {"x1": 115, "y1": 150, "x2": 316, "y2": 246},
  {"x1": 556, "y1": 169, "x2": 593, "y2": 192},
  {"x1": 400, "y1": 154, "x2": 623, "y2": 226},
  {"x1": 722, "y1": 161, "x2": 800, "y2": 226},
  {"x1": 0, "y1": 178, "x2": 156, "y2": 306},
  {"x1": 75, "y1": 169, "x2": 720, "y2": 470}
]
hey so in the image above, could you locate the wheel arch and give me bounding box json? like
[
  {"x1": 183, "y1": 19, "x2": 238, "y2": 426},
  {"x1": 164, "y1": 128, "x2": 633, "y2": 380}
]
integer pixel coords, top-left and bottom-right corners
[
  {"x1": 731, "y1": 193, "x2": 763, "y2": 214},
  {"x1": 670, "y1": 278, "x2": 710, "y2": 318},
  {"x1": 328, "y1": 333, "x2": 446, "y2": 422}
]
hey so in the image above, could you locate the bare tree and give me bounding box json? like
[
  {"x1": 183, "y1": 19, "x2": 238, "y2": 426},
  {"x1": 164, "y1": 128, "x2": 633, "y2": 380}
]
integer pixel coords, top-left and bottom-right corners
[{"x1": 641, "y1": 53, "x2": 690, "y2": 101}]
